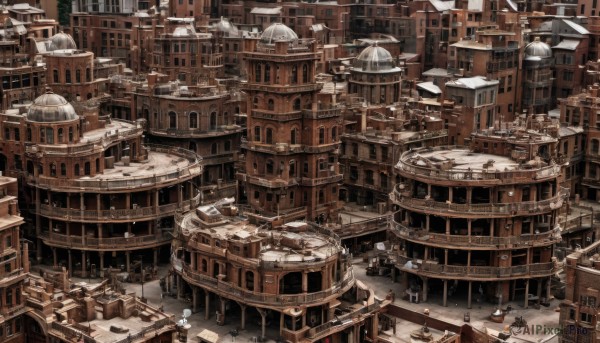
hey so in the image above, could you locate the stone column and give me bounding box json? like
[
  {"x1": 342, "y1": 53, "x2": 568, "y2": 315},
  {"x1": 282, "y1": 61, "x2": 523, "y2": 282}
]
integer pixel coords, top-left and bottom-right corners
[
  {"x1": 422, "y1": 277, "x2": 428, "y2": 302},
  {"x1": 240, "y1": 304, "x2": 247, "y2": 330},
  {"x1": 52, "y1": 248, "x2": 57, "y2": 268},
  {"x1": 524, "y1": 279, "x2": 530, "y2": 309},
  {"x1": 258, "y1": 308, "x2": 267, "y2": 340},
  {"x1": 205, "y1": 291, "x2": 210, "y2": 320},
  {"x1": 443, "y1": 280, "x2": 448, "y2": 307},
  {"x1": 467, "y1": 281, "x2": 472, "y2": 309},
  {"x1": 81, "y1": 251, "x2": 86, "y2": 278},
  {"x1": 68, "y1": 249, "x2": 72, "y2": 277},
  {"x1": 99, "y1": 252, "x2": 105, "y2": 278}
]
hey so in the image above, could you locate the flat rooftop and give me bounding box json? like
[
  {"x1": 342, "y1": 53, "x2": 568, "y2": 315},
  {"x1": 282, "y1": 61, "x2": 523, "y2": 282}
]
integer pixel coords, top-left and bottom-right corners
[{"x1": 406, "y1": 148, "x2": 520, "y2": 172}]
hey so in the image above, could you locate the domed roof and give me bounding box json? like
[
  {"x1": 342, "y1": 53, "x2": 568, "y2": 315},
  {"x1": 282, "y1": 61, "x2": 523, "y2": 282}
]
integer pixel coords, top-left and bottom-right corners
[
  {"x1": 260, "y1": 22, "x2": 298, "y2": 45},
  {"x1": 215, "y1": 17, "x2": 239, "y2": 36},
  {"x1": 353, "y1": 44, "x2": 396, "y2": 72},
  {"x1": 524, "y1": 37, "x2": 552, "y2": 59},
  {"x1": 27, "y1": 91, "x2": 78, "y2": 122},
  {"x1": 48, "y1": 32, "x2": 77, "y2": 51}
]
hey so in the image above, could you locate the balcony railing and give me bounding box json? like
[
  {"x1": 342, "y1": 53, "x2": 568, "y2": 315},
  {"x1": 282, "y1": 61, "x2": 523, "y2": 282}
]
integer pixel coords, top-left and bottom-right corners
[
  {"x1": 38, "y1": 194, "x2": 201, "y2": 222},
  {"x1": 40, "y1": 232, "x2": 171, "y2": 250},
  {"x1": 396, "y1": 147, "x2": 561, "y2": 183},
  {"x1": 391, "y1": 184, "x2": 568, "y2": 217},
  {"x1": 174, "y1": 257, "x2": 355, "y2": 307},
  {"x1": 299, "y1": 173, "x2": 343, "y2": 187},
  {"x1": 27, "y1": 144, "x2": 202, "y2": 191},
  {"x1": 302, "y1": 107, "x2": 341, "y2": 119},
  {"x1": 147, "y1": 125, "x2": 243, "y2": 138},
  {"x1": 391, "y1": 253, "x2": 557, "y2": 279},
  {"x1": 242, "y1": 82, "x2": 322, "y2": 94},
  {"x1": 390, "y1": 221, "x2": 559, "y2": 249}
]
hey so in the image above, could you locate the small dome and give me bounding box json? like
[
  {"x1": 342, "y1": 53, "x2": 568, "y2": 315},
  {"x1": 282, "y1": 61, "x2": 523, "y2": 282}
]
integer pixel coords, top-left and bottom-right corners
[
  {"x1": 524, "y1": 37, "x2": 552, "y2": 59},
  {"x1": 27, "y1": 91, "x2": 78, "y2": 122},
  {"x1": 48, "y1": 32, "x2": 77, "y2": 51},
  {"x1": 173, "y1": 24, "x2": 196, "y2": 37},
  {"x1": 260, "y1": 23, "x2": 298, "y2": 45},
  {"x1": 215, "y1": 17, "x2": 239, "y2": 36},
  {"x1": 353, "y1": 44, "x2": 395, "y2": 72}
]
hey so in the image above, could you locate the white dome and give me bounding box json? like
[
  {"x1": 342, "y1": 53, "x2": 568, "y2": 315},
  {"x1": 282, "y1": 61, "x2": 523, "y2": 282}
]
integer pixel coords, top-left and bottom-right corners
[
  {"x1": 259, "y1": 23, "x2": 298, "y2": 45},
  {"x1": 48, "y1": 32, "x2": 77, "y2": 51},
  {"x1": 353, "y1": 44, "x2": 395, "y2": 72},
  {"x1": 525, "y1": 37, "x2": 552, "y2": 59},
  {"x1": 27, "y1": 91, "x2": 78, "y2": 122}
]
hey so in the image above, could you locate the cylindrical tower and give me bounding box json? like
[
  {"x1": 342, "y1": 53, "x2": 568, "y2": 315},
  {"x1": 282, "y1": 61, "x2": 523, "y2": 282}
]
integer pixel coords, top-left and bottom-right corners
[
  {"x1": 389, "y1": 146, "x2": 566, "y2": 308},
  {"x1": 522, "y1": 37, "x2": 554, "y2": 113}
]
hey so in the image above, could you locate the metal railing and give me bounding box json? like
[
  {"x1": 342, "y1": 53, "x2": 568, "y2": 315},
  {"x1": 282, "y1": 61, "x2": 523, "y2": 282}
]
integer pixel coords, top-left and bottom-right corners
[
  {"x1": 391, "y1": 252, "x2": 557, "y2": 279},
  {"x1": 391, "y1": 221, "x2": 559, "y2": 248},
  {"x1": 396, "y1": 146, "x2": 561, "y2": 182},
  {"x1": 174, "y1": 257, "x2": 355, "y2": 307},
  {"x1": 40, "y1": 232, "x2": 171, "y2": 249},
  {"x1": 39, "y1": 194, "x2": 201, "y2": 222},
  {"x1": 391, "y1": 184, "x2": 568, "y2": 216},
  {"x1": 27, "y1": 144, "x2": 202, "y2": 191}
]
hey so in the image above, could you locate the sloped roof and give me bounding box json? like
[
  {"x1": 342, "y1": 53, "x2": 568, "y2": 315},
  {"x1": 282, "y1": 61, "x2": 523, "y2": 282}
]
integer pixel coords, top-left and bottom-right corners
[
  {"x1": 446, "y1": 76, "x2": 499, "y2": 89},
  {"x1": 428, "y1": 0, "x2": 455, "y2": 12},
  {"x1": 417, "y1": 81, "x2": 442, "y2": 95},
  {"x1": 251, "y1": 7, "x2": 282, "y2": 15},
  {"x1": 553, "y1": 39, "x2": 580, "y2": 50},
  {"x1": 562, "y1": 19, "x2": 589, "y2": 35}
]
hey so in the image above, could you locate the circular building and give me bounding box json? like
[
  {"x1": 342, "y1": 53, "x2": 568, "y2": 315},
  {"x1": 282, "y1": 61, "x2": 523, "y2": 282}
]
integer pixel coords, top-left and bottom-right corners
[
  {"x1": 21, "y1": 91, "x2": 203, "y2": 279},
  {"x1": 349, "y1": 44, "x2": 403, "y2": 105},
  {"x1": 522, "y1": 37, "x2": 554, "y2": 112},
  {"x1": 171, "y1": 203, "x2": 381, "y2": 341},
  {"x1": 389, "y1": 146, "x2": 566, "y2": 308}
]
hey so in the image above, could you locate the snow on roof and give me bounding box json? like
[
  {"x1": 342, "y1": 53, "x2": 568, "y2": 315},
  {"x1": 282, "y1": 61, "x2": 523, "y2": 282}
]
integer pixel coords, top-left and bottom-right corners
[
  {"x1": 423, "y1": 68, "x2": 451, "y2": 77},
  {"x1": 251, "y1": 7, "x2": 282, "y2": 15},
  {"x1": 446, "y1": 76, "x2": 499, "y2": 89},
  {"x1": 553, "y1": 39, "x2": 580, "y2": 50},
  {"x1": 428, "y1": 0, "x2": 455, "y2": 12},
  {"x1": 417, "y1": 81, "x2": 442, "y2": 95},
  {"x1": 562, "y1": 19, "x2": 589, "y2": 35}
]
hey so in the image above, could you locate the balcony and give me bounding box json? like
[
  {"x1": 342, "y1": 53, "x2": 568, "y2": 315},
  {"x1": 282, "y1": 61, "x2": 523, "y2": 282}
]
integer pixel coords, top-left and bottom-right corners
[
  {"x1": 173, "y1": 257, "x2": 355, "y2": 307},
  {"x1": 251, "y1": 109, "x2": 302, "y2": 122},
  {"x1": 147, "y1": 125, "x2": 243, "y2": 139},
  {"x1": 38, "y1": 194, "x2": 201, "y2": 223},
  {"x1": 242, "y1": 82, "x2": 322, "y2": 94},
  {"x1": 299, "y1": 173, "x2": 343, "y2": 187},
  {"x1": 302, "y1": 107, "x2": 342, "y2": 120},
  {"x1": 396, "y1": 147, "x2": 561, "y2": 185},
  {"x1": 391, "y1": 184, "x2": 568, "y2": 218},
  {"x1": 391, "y1": 253, "x2": 557, "y2": 280},
  {"x1": 244, "y1": 174, "x2": 299, "y2": 188},
  {"x1": 27, "y1": 145, "x2": 202, "y2": 191},
  {"x1": 0, "y1": 268, "x2": 25, "y2": 287},
  {"x1": 40, "y1": 232, "x2": 171, "y2": 251},
  {"x1": 390, "y1": 221, "x2": 559, "y2": 249}
]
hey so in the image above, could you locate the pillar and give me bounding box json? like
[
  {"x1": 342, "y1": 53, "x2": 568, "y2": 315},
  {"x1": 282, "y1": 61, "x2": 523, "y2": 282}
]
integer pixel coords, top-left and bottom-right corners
[
  {"x1": 524, "y1": 279, "x2": 530, "y2": 309},
  {"x1": 443, "y1": 280, "x2": 448, "y2": 307},
  {"x1": 240, "y1": 304, "x2": 246, "y2": 330},
  {"x1": 467, "y1": 281, "x2": 472, "y2": 309},
  {"x1": 153, "y1": 248, "x2": 158, "y2": 268},
  {"x1": 422, "y1": 277, "x2": 428, "y2": 302},
  {"x1": 192, "y1": 287, "x2": 198, "y2": 313},
  {"x1": 68, "y1": 249, "x2": 72, "y2": 277},
  {"x1": 536, "y1": 278, "x2": 542, "y2": 305},
  {"x1": 81, "y1": 251, "x2": 86, "y2": 277},
  {"x1": 280, "y1": 311, "x2": 285, "y2": 334},
  {"x1": 52, "y1": 248, "x2": 57, "y2": 268},
  {"x1": 258, "y1": 308, "x2": 267, "y2": 339},
  {"x1": 126, "y1": 251, "x2": 131, "y2": 273},
  {"x1": 546, "y1": 277, "x2": 552, "y2": 300},
  {"x1": 99, "y1": 252, "x2": 105, "y2": 278},
  {"x1": 205, "y1": 292, "x2": 210, "y2": 320}
]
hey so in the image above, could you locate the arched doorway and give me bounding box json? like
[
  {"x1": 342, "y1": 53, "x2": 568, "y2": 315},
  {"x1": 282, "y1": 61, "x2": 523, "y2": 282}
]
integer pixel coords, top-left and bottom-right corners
[{"x1": 24, "y1": 313, "x2": 47, "y2": 343}]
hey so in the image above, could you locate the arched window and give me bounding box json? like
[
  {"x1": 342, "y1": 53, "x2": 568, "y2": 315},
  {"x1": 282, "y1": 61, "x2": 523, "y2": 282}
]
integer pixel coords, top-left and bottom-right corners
[
  {"x1": 169, "y1": 111, "x2": 177, "y2": 128},
  {"x1": 319, "y1": 127, "x2": 325, "y2": 144},
  {"x1": 50, "y1": 163, "x2": 56, "y2": 177},
  {"x1": 189, "y1": 112, "x2": 198, "y2": 129},
  {"x1": 58, "y1": 128, "x2": 63, "y2": 142},
  {"x1": 60, "y1": 163, "x2": 66, "y2": 176},
  {"x1": 302, "y1": 64, "x2": 308, "y2": 83},
  {"x1": 84, "y1": 162, "x2": 91, "y2": 175},
  {"x1": 26, "y1": 128, "x2": 31, "y2": 141},
  {"x1": 86, "y1": 68, "x2": 91, "y2": 82},
  {"x1": 53, "y1": 69, "x2": 59, "y2": 83},
  {"x1": 253, "y1": 97, "x2": 259, "y2": 109},
  {"x1": 254, "y1": 126, "x2": 261, "y2": 142},
  {"x1": 268, "y1": 99, "x2": 274, "y2": 111},
  {"x1": 255, "y1": 63, "x2": 261, "y2": 82},
  {"x1": 74, "y1": 164, "x2": 80, "y2": 176},
  {"x1": 266, "y1": 159, "x2": 274, "y2": 174},
  {"x1": 293, "y1": 98, "x2": 301, "y2": 111},
  {"x1": 211, "y1": 143, "x2": 218, "y2": 155},
  {"x1": 331, "y1": 126, "x2": 337, "y2": 141},
  {"x1": 264, "y1": 64, "x2": 270, "y2": 82},
  {"x1": 593, "y1": 139, "x2": 600, "y2": 154},
  {"x1": 291, "y1": 65, "x2": 298, "y2": 84},
  {"x1": 65, "y1": 70, "x2": 71, "y2": 83},
  {"x1": 210, "y1": 112, "x2": 217, "y2": 129},
  {"x1": 266, "y1": 128, "x2": 273, "y2": 144},
  {"x1": 319, "y1": 189, "x2": 325, "y2": 204},
  {"x1": 76, "y1": 69, "x2": 81, "y2": 83},
  {"x1": 96, "y1": 158, "x2": 100, "y2": 172},
  {"x1": 291, "y1": 128, "x2": 298, "y2": 144},
  {"x1": 68, "y1": 127, "x2": 73, "y2": 142},
  {"x1": 189, "y1": 141, "x2": 197, "y2": 152},
  {"x1": 289, "y1": 160, "x2": 296, "y2": 177}
]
